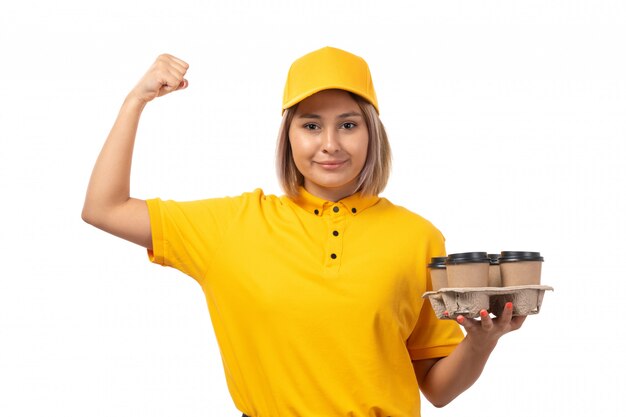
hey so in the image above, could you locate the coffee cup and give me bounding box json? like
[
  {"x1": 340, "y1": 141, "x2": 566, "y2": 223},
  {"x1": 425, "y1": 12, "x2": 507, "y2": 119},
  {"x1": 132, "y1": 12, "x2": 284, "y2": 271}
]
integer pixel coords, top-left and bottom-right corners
[
  {"x1": 428, "y1": 257, "x2": 448, "y2": 291},
  {"x1": 499, "y1": 251, "x2": 544, "y2": 286},
  {"x1": 445, "y1": 252, "x2": 490, "y2": 288},
  {"x1": 487, "y1": 253, "x2": 502, "y2": 287}
]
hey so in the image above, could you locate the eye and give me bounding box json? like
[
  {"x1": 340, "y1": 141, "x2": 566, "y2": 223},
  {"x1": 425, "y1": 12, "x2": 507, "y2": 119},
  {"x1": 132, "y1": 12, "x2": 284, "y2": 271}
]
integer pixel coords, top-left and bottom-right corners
[
  {"x1": 340, "y1": 122, "x2": 357, "y2": 129},
  {"x1": 303, "y1": 123, "x2": 319, "y2": 130}
]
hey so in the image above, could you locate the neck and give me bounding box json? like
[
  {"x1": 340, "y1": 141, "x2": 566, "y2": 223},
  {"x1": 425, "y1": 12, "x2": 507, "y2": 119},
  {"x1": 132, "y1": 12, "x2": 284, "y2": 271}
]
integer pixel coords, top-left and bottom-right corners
[{"x1": 303, "y1": 181, "x2": 357, "y2": 202}]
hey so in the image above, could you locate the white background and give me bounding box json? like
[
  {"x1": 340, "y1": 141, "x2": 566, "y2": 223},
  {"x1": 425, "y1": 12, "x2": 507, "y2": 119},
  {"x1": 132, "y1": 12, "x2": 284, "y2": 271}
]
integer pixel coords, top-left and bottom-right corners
[{"x1": 1, "y1": 1, "x2": 624, "y2": 416}]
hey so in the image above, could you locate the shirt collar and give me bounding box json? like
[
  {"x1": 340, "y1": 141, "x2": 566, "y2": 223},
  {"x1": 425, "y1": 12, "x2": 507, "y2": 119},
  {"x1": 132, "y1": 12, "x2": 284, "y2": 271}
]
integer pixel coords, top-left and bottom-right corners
[{"x1": 289, "y1": 186, "x2": 380, "y2": 216}]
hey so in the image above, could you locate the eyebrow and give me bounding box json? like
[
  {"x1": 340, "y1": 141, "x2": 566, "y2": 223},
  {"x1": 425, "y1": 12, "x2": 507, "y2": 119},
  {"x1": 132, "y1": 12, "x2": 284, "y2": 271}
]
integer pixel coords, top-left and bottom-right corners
[{"x1": 297, "y1": 112, "x2": 363, "y2": 119}]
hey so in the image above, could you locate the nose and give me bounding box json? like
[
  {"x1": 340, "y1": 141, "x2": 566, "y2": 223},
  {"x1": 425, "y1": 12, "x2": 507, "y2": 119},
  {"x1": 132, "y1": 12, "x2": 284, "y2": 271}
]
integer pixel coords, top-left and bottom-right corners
[{"x1": 321, "y1": 129, "x2": 341, "y2": 153}]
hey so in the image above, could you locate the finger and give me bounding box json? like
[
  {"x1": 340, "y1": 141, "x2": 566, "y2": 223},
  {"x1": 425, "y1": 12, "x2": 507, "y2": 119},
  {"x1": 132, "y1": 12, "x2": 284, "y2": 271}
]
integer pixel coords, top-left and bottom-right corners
[
  {"x1": 496, "y1": 301, "x2": 514, "y2": 329},
  {"x1": 479, "y1": 309, "x2": 494, "y2": 331},
  {"x1": 160, "y1": 75, "x2": 181, "y2": 91},
  {"x1": 154, "y1": 56, "x2": 186, "y2": 81},
  {"x1": 456, "y1": 315, "x2": 477, "y2": 331},
  {"x1": 169, "y1": 55, "x2": 190, "y2": 69},
  {"x1": 157, "y1": 53, "x2": 187, "y2": 67},
  {"x1": 165, "y1": 67, "x2": 186, "y2": 83},
  {"x1": 159, "y1": 72, "x2": 186, "y2": 93},
  {"x1": 177, "y1": 79, "x2": 189, "y2": 90},
  {"x1": 169, "y1": 60, "x2": 189, "y2": 75}
]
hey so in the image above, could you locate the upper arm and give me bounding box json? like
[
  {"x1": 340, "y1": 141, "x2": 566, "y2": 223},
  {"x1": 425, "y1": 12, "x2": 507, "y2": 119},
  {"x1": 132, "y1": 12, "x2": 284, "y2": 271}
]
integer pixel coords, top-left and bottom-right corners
[{"x1": 83, "y1": 198, "x2": 152, "y2": 249}]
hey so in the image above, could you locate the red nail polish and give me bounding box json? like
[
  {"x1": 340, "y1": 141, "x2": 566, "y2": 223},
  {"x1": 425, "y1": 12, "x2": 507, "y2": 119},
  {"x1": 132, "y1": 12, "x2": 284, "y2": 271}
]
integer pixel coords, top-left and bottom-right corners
[
  {"x1": 480, "y1": 309, "x2": 488, "y2": 318},
  {"x1": 506, "y1": 302, "x2": 513, "y2": 309},
  {"x1": 457, "y1": 315, "x2": 465, "y2": 324},
  {"x1": 443, "y1": 310, "x2": 449, "y2": 317}
]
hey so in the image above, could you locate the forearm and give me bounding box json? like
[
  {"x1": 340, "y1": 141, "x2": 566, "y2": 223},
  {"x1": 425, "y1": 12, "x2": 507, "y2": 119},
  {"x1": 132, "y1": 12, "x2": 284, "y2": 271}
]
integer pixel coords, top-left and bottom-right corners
[
  {"x1": 419, "y1": 336, "x2": 495, "y2": 407},
  {"x1": 417, "y1": 303, "x2": 525, "y2": 408},
  {"x1": 82, "y1": 95, "x2": 146, "y2": 223}
]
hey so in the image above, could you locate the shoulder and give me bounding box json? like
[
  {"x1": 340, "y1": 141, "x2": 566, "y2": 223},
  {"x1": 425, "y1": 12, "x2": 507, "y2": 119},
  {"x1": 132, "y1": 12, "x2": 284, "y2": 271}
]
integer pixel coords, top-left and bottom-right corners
[
  {"x1": 375, "y1": 197, "x2": 444, "y2": 239},
  {"x1": 237, "y1": 188, "x2": 286, "y2": 208},
  {"x1": 147, "y1": 188, "x2": 284, "y2": 214},
  {"x1": 152, "y1": 188, "x2": 281, "y2": 204}
]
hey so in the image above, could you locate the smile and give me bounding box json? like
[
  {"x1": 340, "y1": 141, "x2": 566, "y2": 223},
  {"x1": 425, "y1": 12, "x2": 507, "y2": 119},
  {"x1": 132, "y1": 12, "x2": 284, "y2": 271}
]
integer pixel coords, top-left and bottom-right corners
[{"x1": 315, "y1": 160, "x2": 348, "y2": 170}]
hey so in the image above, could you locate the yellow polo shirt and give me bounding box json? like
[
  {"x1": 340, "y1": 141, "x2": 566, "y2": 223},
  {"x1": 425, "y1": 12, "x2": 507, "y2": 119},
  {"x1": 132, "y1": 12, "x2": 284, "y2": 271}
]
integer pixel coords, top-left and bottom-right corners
[{"x1": 146, "y1": 187, "x2": 463, "y2": 417}]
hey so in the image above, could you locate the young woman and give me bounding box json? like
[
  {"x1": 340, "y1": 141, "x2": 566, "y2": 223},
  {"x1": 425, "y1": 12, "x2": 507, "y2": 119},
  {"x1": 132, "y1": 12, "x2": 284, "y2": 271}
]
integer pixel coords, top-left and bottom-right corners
[{"x1": 82, "y1": 46, "x2": 525, "y2": 417}]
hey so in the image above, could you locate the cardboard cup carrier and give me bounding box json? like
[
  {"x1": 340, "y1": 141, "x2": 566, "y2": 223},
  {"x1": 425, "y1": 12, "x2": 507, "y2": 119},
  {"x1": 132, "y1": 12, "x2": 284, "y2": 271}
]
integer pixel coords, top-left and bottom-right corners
[{"x1": 424, "y1": 251, "x2": 552, "y2": 319}]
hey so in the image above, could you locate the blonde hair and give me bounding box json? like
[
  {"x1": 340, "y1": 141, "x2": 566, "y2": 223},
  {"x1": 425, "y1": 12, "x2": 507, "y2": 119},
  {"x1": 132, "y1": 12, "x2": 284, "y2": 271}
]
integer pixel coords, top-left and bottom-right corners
[{"x1": 276, "y1": 93, "x2": 391, "y2": 198}]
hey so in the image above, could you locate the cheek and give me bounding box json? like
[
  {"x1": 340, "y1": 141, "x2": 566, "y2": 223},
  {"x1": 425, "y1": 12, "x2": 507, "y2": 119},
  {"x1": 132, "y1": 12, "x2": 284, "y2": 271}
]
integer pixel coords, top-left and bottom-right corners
[
  {"x1": 288, "y1": 137, "x2": 308, "y2": 170},
  {"x1": 288, "y1": 136, "x2": 302, "y2": 160},
  {"x1": 287, "y1": 128, "x2": 299, "y2": 155},
  {"x1": 289, "y1": 134, "x2": 315, "y2": 159},
  {"x1": 352, "y1": 134, "x2": 369, "y2": 166}
]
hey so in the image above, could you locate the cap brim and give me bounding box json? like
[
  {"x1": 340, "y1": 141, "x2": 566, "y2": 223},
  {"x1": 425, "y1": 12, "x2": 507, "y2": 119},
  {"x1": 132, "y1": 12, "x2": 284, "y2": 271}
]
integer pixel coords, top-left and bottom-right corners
[{"x1": 282, "y1": 85, "x2": 379, "y2": 114}]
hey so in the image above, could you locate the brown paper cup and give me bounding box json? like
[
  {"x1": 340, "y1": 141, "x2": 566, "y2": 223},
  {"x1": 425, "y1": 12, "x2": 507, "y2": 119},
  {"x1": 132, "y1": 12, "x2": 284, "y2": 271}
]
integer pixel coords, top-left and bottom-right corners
[
  {"x1": 447, "y1": 263, "x2": 489, "y2": 287},
  {"x1": 445, "y1": 252, "x2": 490, "y2": 288},
  {"x1": 429, "y1": 268, "x2": 448, "y2": 291},
  {"x1": 428, "y1": 256, "x2": 448, "y2": 290},
  {"x1": 487, "y1": 253, "x2": 502, "y2": 287},
  {"x1": 499, "y1": 251, "x2": 544, "y2": 286},
  {"x1": 500, "y1": 261, "x2": 542, "y2": 286},
  {"x1": 488, "y1": 264, "x2": 502, "y2": 287}
]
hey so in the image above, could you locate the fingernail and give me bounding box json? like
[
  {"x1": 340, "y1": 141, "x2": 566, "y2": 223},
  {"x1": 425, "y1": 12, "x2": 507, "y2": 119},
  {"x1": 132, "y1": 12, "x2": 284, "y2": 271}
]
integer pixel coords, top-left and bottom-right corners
[
  {"x1": 457, "y1": 315, "x2": 465, "y2": 324},
  {"x1": 443, "y1": 310, "x2": 449, "y2": 317},
  {"x1": 506, "y1": 302, "x2": 513, "y2": 309},
  {"x1": 480, "y1": 309, "x2": 488, "y2": 318}
]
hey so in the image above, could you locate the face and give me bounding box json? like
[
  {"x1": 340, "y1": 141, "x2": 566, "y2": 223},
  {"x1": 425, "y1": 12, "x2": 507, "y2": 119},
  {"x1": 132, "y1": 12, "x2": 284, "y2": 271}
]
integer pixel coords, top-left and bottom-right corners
[{"x1": 288, "y1": 89, "x2": 369, "y2": 202}]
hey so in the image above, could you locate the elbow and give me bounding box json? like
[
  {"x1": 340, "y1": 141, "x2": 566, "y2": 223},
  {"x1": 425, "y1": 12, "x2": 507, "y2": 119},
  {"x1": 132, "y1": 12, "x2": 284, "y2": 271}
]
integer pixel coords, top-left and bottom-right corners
[
  {"x1": 82, "y1": 196, "x2": 114, "y2": 228},
  {"x1": 422, "y1": 391, "x2": 455, "y2": 409},
  {"x1": 81, "y1": 203, "x2": 102, "y2": 227},
  {"x1": 431, "y1": 399, "x2": 452, "y2": 409},
  {"x1": 81, "y1": 206, "x2": 93, "y2": 225}
]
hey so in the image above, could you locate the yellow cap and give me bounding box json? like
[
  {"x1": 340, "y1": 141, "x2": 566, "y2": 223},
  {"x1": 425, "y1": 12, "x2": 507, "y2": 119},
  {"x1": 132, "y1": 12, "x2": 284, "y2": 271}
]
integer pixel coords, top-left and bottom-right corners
[{"x1": 282, "y1": 46, "x2": 379, "y2": 114}]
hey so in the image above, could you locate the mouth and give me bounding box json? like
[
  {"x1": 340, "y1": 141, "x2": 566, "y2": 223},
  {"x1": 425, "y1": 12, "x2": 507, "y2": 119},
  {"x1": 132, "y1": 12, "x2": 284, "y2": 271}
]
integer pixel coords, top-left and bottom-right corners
[{"x1": 314, "y1": 160, "x2": 348, "y2": 170}]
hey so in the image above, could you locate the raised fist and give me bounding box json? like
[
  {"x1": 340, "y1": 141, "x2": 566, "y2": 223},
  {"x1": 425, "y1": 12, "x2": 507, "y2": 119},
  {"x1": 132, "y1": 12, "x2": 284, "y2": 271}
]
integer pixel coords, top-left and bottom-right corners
[{"x1": 129, "y1": 54, "x2": 189, "y2": 103}]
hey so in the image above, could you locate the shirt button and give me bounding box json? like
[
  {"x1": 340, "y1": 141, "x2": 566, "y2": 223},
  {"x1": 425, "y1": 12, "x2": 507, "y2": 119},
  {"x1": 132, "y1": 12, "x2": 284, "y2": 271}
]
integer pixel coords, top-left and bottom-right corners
[
  {"x1": 351, "y1": 208, "x2": 357, "y2": 213},
  {"x1": 333, "y1": 206, "x2": 339, "y2": 213},
  {"x1": 330, "y1": 253, "x2": 337, "y2": 259},
  {"x1": 314, "y1": 209, "x2": 319, "y2": 215},
  {"x1": 332, "y1": 230, "x2": 339, "y2": 236}
]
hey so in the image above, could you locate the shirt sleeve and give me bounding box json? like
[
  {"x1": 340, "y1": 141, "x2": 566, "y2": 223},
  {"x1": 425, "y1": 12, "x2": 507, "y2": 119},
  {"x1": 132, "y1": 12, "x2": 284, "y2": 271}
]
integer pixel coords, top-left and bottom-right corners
[
  {"x1": 146, "y1": 192, "x2": 249, "y2": 284},
  {"x1": 406, "y1": 229, "x2": 464, "y2": 360}
]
